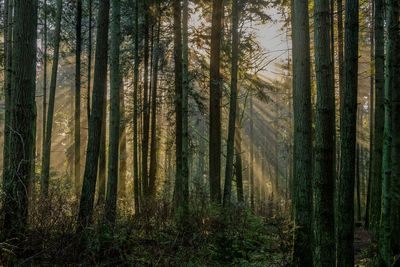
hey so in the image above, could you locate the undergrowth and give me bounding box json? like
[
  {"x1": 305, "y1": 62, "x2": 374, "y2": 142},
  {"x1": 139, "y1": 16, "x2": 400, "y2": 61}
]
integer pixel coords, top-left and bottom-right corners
[{"x1": 0, "y1": 187, "x2": 292, "y2": 266}]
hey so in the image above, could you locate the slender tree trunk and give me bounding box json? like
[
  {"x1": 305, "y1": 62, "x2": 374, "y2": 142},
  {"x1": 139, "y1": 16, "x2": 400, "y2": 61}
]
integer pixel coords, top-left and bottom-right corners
[
  {"x1": 149, "y1": 10, "x2": 161, "y2": 198},
  {"x1": 209, "y1": 0, "x2": 224, "y2": 204},
  {"x1": 77, "y1": 0, "x2": 110, "y2": 230},
  {"x1": 223, "y1": 0, "x2": 240, "y2": 206},
  {"x1": 75, "y1": 0, "x2": 82, "y2": 199},
  {"x1": 105, "y1": 0, "x2": 121, "y2": 226},
  {"x1": 337, "y1": 0, "x2": 344, "y2": 112},
  {"x1": 250, "y1": 94, "x2": 255, "y2": 211},
  {"x1": 180, "y1": 0, "x2": 189, "y2": 221},
  {"x1": 356, "y1": 143, "x2": 361, "y2": 221},
  {"x1": 119, "y1": 80, "x2": 127, "y2": 198},
  {"x1": 235, "y1": 111, "x2": 244, "y2": 203},
  {"x1": 3, "y1": 0, "x2": 38, "y2": 238},
  {"x1": 365, "y1": 0, "x2": 375, "y2": 230},
  {"x1": 370, "y1": 0, "x2": 385, "y2": 238},
  {"x1": 141, "y1": 0, "x2": 150, "y2": 199},
  {"x1": 133, "y1": 0, "x2": 140, "y2": 214},
  {"x1": 41, "y1": 0, "x2": 62, "y2": 197},
  {"x1": 97, "y1": 91, "x2": 107, "y2": 205},
  {"x1": 173, "y1": 0, "x2": 186, "y2": 225},
  {"x1": 2, "y1": 0, "x2": 13, "y2": 184},
  {"x1": 290, "y1": 0, "x2": 313, "y2": 265},
  {"x1": 42, "y1": 0, "x2": 47, "y2": 160},
  {"x1": 314, "y1": 0, "x2": 336, "y2": 265},
  {"x1": 87, "y1": 0, "x2": 92, "y2": 125}
]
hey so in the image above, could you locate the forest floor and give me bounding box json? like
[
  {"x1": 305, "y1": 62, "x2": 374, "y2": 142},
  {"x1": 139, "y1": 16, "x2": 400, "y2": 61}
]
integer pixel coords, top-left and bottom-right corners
[
  {"x1": 1, "y1": 196, "x2": 293, "y2": 266},
  {"x1": 354, "y1": 228, "x2": 372, "y2": 266}
]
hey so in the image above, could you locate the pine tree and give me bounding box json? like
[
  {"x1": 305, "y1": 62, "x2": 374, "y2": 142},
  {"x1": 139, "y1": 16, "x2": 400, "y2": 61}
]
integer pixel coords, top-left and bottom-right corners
[
  {"x1": 290, "y1": 0, "x2": 313, "y2": 265},
  {"x1": 223, "y1": 0, "x2": 240, "y2": 206},
  {"x1": 314, "y1": 0, "x2": 336, "y2": 265},
  {"x1": 337, "y1": 0, "x2": 359, "y2": 265},
  {"x1": 133, "y1": 0, "x2": 140, "y2": 214},
  {"x1": 209, "y1": 0, "x2": 224, "y2": 204},
  {"x1": 3, "y1": 0, "x2": 38, "y2": 238},
  {"x1": 370, "y1": 0, "x2": 385, "y2": 238},
  {"x1": 105, "y1": 0, "x2": 121, "y2": 226},
  {"x1": 77, "y1": 0, "x2": 110, "y2": 230},
  {"x1": 41, "y1": 0, "x2": 63, "y2": 197},
  {"x1": 75, "y1": 0, "x2": 82, "y2": 202}
]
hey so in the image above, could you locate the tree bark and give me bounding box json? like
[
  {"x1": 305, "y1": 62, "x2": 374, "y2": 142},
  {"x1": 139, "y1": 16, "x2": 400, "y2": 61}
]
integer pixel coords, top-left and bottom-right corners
[
  {"x1": 209, "y1": 0, "x2": 224, "y2": 204},
  {"x1": 370, "y1": 0, "x2": 385, "y2": 239},
  {"x1": 75, "y1": 0, "x2": 82, "y2": 200},
  {"x1": 87, "y1": 0, "x2": 93, "y2": 125},
  {"x1": 3, "y1": 0, "x2": 38, "y2": 238},
  {"x1": 2, "y1": 0, "x2": 13, "y2": 185},
  {"x1": 77, "y1": 0, "x2": 110, "y2": 230},
  {"x1": 290, "y1": 0, "x2": 313, "y2": 265},
  {"x1": 41, "y1": 0, "x2": 62, "y2": 197},
  {"x1": 223, "y1": 0, "x2": 240, "y2": 207},
  {"x1": 314, "y1": 0, "x2": 336, "y2": 265},
  {"x1": 149, "y1": 8, "x2": 161, "y2": 198},
  {"x1": 337, "y1": 0, "x2": 359, "y2": 265},
  {"x1": 105, "y1": 0, "x2": 121, "y2": 226},
  {"x1": 133, "y1": 0, "x2": 140, "y2": 214},
  {"x1": 381, "y1": 0, "x2": 400, "y2": 262},
  {"x1": 141, "y1": 0, "x2": 151, "y2": 199}
]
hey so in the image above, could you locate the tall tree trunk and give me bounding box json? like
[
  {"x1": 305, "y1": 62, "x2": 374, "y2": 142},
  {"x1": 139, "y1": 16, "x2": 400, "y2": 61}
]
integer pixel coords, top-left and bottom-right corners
[
  {"x1": 314, "y1": 0, "x2": 336, "y2": 265},
  {"x1": 133, "y1": 0, "x2": 140, "y2": 214},
  {"x1": 3, "y1": 0, "x2": 38, "y2": 238},
  {"x1": 365, "y1": 0, "x2": 375, "y2": 230},
  {"x1": 75, "y1": 0, "x2": 82, "y2": 200},
  {"x1": 180, "y1": 0, "x2": 189, "y2": 220},
  {"x1": 337, "y1": 0, "x2": 358, "y2": 265},
  {"x1": 209, "y1": 0, "x2": 224, "y2": 204},
  {"x1": 370, "y1": 0, "x2": 385, "y2": 238},
  {"x1": 42, "y1": 0, "x2": 47, "y2": 160},
  {"x1": 223, "y1": 0, "x2": 240, "y2": 206},
  {"x1": 356, "y1": 143, "x2": 361, "y2": 221},
  {"x1": 41, "y1": 0, "x2": 62, "y2": 197},
  {"x1": 290, "y1": 0, "x2": 313, "y2": 265},
  {"x1": 337, "y1": 0, "x2": 344, "y2": 112},
  {"x1": 389, "y1": 0, "x2": 400, "y2": 253},
  {"x1": 87, "y1": 0, "x2": 92, "y2": 125},
  {"x1": 149, "y1": 10, "x2": 161, "y2": 198},
  {"x1": 173, "y1": 0, "x2": 186, "y2": 225},
  {"x1": 381, "y1": 0, "x2": 400, "y2": 262},
  {"x1": 119, "y1": 79, "x2": 127, "y2": 198},
  {"x1": 105, "y1": 0, "x2": 121, "y2": 226},
  {"x1": 77, "y1": 0, "x2": 110, "y2": 230},
  {"x1": 2, "y1": 0, "x2": 13, "y2": 185},
  {"x1": 141, "y1": 0, "x2": 150, "y2": 199},
  {"x1": 235, "y1": 112, "x2": 244, "y2": 203},
  {"x1": 97, "y1": 87, "x2": 107, "y2": 204},
  {"x1": 250, "y1": 94, "x2": 255, "y2": 211}
]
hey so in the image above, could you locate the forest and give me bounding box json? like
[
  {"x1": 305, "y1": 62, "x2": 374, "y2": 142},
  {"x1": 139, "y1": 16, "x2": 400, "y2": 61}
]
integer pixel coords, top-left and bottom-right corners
[{"x1": 0, "y1": 0, "x2": 399, "y2": 266}]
